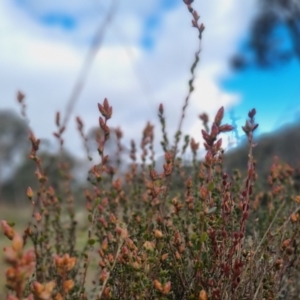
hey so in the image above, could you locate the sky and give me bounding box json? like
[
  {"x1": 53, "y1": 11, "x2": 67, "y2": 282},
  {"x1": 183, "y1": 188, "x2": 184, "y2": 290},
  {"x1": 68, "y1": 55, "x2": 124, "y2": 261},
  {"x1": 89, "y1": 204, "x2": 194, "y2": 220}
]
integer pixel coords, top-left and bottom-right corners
[{"x1": 0, "y1": 0, "x2": 299, "y2": 163}]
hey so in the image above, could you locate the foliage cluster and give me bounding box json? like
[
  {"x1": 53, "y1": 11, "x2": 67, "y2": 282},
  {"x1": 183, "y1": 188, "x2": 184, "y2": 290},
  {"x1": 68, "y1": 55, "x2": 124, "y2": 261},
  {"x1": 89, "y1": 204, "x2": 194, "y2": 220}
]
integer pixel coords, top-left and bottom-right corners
[{"x1": 1, "y1": 1, "x2": 300, "y2": 299}]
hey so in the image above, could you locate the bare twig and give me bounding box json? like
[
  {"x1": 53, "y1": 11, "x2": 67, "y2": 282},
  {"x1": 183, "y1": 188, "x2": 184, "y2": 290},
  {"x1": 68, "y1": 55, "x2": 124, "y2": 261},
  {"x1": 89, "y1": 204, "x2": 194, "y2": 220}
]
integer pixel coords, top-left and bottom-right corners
[
  {"x1": 62, "y1": 0, "x2": 120, "y2": 129},
  {"x1": 97, "y1": 237, "x2": 124, "y2": 299},
  {"x1": 253, "y1": 201, "x2": 285, "y2": 258}
]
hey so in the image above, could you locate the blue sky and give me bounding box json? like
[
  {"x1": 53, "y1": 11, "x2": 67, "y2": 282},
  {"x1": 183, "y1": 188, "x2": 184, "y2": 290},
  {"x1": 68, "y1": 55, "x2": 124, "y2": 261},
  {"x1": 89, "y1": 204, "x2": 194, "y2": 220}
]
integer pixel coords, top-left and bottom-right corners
[
  {"x1": 221, "y1": 19, "x2": 300, "y2": 142},
  {"x1": 223, "y1": 58, "x2": 300, "y2": 140},
  {"x1": 1, "y1": 0, "x2": 298, "y2": 159},
  {"x1": 141, "y1": 0, "x2": 180, "y2": 48}
]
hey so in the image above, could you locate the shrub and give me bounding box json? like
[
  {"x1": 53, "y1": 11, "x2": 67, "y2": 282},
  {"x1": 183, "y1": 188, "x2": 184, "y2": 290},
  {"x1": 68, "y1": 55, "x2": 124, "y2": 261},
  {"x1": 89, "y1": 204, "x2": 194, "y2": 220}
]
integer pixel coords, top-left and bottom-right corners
[{"x1": 2, "y1": 1, "x2": 300, "y2": 299}]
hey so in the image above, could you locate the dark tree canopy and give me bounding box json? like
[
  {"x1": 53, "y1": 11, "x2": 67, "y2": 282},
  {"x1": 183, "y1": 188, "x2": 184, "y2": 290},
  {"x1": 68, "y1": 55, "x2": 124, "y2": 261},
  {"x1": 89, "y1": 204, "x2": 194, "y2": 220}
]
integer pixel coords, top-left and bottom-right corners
[
  {"x1": 0, "y1": 110, "x2": 29, "y2": 167},
  {"x1": 1, "y1": 149, "x2": 79, "y2": 205},
  {"x1": 0, "y1": 110, "x2": 82, "y2": 204},
  {"x1": 231, "y1": 0, "x2": 300, "y2": 70}
]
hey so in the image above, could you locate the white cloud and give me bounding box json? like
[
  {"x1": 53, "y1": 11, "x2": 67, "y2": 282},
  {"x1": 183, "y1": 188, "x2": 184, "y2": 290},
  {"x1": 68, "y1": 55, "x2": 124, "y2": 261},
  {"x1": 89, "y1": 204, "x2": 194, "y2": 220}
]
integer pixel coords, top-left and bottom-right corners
[{"x1": 0, "y1": 0, "x2": 257, "y2": 162}]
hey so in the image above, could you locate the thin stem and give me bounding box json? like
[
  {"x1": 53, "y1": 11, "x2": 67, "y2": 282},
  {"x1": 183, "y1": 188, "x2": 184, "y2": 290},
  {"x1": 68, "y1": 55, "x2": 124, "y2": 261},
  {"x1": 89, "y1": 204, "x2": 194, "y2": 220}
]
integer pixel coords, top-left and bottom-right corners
[
  {"x1": 97, "y1": 237, "x2": 124, "y2": 299},
  {"x1": 62, "y1": 0, "x2": 119, "y2": 128},
  {"x1": 253, "y1": 201, "x2": 285, "y2": 258}
]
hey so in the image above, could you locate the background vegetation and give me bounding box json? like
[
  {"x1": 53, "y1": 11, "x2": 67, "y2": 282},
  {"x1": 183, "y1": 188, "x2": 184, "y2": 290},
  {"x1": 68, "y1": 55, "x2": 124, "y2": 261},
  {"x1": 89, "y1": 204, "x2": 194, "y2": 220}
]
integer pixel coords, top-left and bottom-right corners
[{"x1": 1, "y1": 1, "x2": 300, "y2": 299}]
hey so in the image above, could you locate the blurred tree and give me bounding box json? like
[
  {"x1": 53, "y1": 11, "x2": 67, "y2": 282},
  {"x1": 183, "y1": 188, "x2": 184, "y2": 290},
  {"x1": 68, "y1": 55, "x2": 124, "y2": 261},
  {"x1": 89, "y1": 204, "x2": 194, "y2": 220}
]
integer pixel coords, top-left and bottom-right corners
[
  {"x1": 86, "y1": 126, "x2": 129, "y2": 168},
  {"x1": 0, "y1": 110, "x2": 29, "y2": 201},
  {"x1": 2, "y1": 149, "x2": 78, "y2": 205},
  {"x1": 223, "y1": 122, "x2": 300, "y2": 189},
  {"x1": 231, "y1": 0, "x2": 300, "y2": 69}
]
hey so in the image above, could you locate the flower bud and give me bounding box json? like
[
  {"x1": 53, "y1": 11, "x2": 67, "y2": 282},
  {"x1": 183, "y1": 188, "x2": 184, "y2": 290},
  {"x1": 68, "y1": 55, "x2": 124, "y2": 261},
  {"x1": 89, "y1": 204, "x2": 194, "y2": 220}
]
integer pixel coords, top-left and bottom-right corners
[
  {"x1": 162, "y1": 281, "x2": 171, "y2": 294},
  {"x1": 12, "y1": 233, "x2": 23, "y2": 252},
  {"x1": 199, "y1": 289, "x2": 208, "y2": 300},
  {"x1": 63, "y1": 280, "x2": 74, "y2": 293},
  {"x1": 154, "y1": 230, "x2": 163, "y2": 239},
  {"x1": 27, "y1": 187, "x2": 34, "y2": 199},
  {"x1": 153, "y1": 279, "x2": 163, "y2": 292},
  {"x1": 1, "y1": 220, "x2": 15, "y2": 240}
]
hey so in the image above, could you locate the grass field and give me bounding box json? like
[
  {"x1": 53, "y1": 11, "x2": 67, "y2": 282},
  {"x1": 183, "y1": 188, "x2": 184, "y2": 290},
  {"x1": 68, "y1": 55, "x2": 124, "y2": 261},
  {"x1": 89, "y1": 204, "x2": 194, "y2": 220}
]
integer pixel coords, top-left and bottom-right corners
[{"x1": 0, "y1": 204, "x2": 98, "y2": 298}]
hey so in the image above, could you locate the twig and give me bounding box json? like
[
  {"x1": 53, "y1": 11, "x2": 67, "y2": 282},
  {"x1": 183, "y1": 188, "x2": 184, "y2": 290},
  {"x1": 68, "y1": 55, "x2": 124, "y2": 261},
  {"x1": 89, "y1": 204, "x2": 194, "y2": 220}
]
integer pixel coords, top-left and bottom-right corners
[
  {"x1": 253, "y1": 201, "x2": 285, "y2": 258},
  {"x1": 252, "y1": 275, "x2": 264, "y2": 300},
  {"x1": 62, "y1": 0, "x2": 120, "y2": 129},
  {"x1": 97, "y1": 237, "x2": 124, "y2": 299}
]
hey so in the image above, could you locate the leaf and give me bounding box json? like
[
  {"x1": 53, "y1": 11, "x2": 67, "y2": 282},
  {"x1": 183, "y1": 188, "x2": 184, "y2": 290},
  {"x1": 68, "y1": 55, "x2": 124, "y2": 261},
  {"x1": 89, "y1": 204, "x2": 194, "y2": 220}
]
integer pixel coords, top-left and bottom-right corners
[
  {"x1": 200, "y1": 232, "x2": 208, "y2": 243},
  {"x1": 207, "y1": 207, "x2": 217, "y2": 214},
  {"x1": 207, "y1": 182, "x2": 214, "y2": 191},
  {"x1": 88, "y1": 214, "x2": 93, "y2": 222},
  {"x1": 88, "y1": 239, "x2": 96, "y2": 246}
]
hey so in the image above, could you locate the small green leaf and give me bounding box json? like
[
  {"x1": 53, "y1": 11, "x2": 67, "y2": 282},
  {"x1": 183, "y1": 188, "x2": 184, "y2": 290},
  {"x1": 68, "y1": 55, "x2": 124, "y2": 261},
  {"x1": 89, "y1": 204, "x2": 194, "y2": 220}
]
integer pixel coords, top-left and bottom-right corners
[
  {"x1": 200, "y1": 232, "x2": 208, "y2": 243},
  {"x1": 207, "y1": 182, "x2": 214, "y2": 191},
  {"x1": 154, "y1": 179, "x2": 162, "y2": 187},
  {"x1": 190, "y1": 233, "x2": 197, "y2": 242},
  {"x1": 88, "y1": 214, "x2": 93, "y2": 222},
  {"x1": 207, "y1": 207, "x2": 217, "y2": 214},
  {"x1": 88, "y1": 239, "x2": 96, "y2": 245}
]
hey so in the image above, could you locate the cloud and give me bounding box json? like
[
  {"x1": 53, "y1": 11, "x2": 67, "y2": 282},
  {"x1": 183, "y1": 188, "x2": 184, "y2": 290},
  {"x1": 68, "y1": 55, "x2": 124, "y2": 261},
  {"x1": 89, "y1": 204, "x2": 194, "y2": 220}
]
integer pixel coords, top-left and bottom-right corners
[{"x1": 0, "y1": 0, "x2": 257, "y2": 161}]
